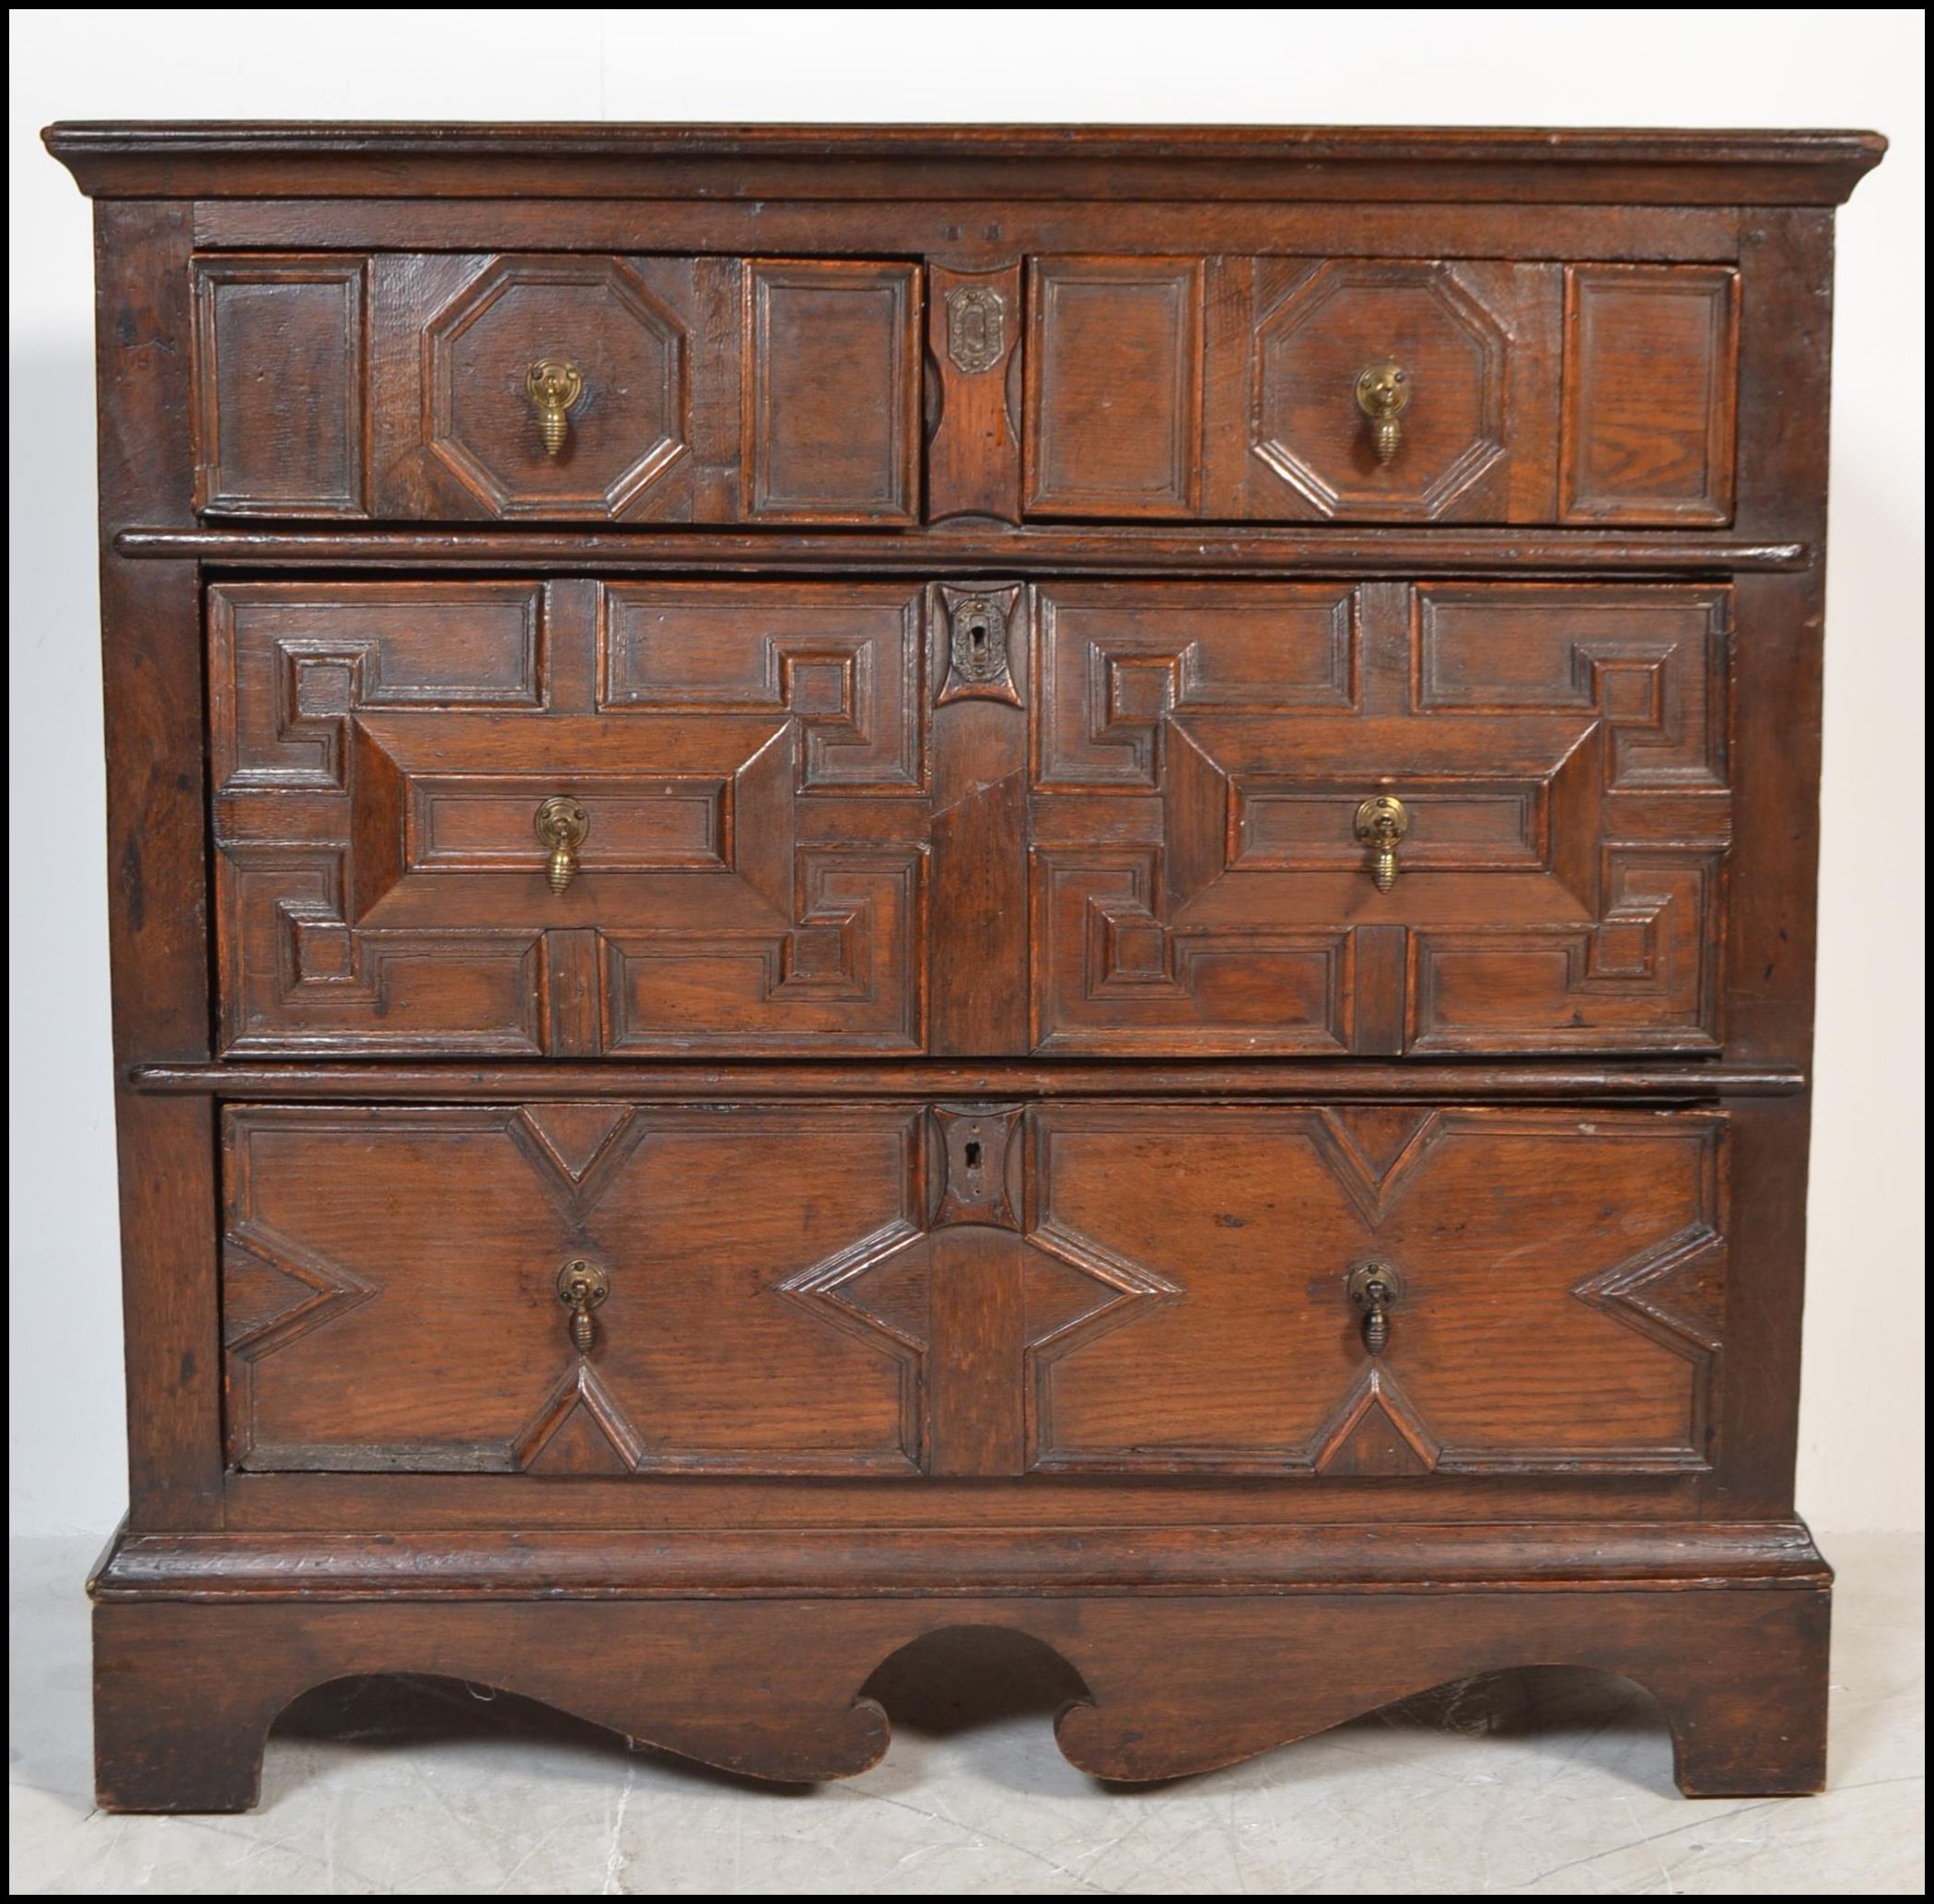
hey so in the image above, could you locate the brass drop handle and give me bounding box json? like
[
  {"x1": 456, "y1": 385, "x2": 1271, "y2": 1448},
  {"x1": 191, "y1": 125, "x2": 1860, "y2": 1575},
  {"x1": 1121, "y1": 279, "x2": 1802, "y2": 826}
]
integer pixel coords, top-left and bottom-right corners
[
  {"x1": 1354, "y1": 794, "x2": 1409, "y2": 894},
  {"x1": 534, "y1": 797, "x2": 589, "y2": 896},
  {"x1": 1356, "y1": 359, "x2": 1412, "y2": 465},
  {"x1": 526, "y1": 358, "x2": 584, "y2": 457},
  {"x1": 555, "y1": 1258, "x2": 611, "y2": 1355},
  {"x1": 1347, "y1": 1261, "x2": 1402, "y2": 1357}
]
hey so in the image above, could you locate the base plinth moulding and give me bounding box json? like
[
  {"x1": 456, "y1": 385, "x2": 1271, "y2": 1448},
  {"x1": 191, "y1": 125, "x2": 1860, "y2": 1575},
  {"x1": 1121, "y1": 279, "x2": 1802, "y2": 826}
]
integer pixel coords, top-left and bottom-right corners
[{"x1": 90, "y1": 1521, "x2": 1831, "y2": 1811}]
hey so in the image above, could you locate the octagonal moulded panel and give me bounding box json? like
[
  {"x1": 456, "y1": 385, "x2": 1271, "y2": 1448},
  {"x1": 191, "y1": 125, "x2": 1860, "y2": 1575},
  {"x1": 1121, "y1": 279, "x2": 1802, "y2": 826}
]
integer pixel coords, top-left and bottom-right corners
[
  {"x1": 425, "y1": 256, "x2": 689, "y2": 520},
  {"x1": 1252, "y1": 261, "x2": 1511, "y2": 521}
]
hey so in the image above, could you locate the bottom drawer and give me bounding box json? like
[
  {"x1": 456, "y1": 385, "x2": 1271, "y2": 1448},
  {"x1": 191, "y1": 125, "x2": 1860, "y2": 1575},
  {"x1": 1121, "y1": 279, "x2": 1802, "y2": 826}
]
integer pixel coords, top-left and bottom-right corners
[
  {"x1": 1025, "y1": 1104, "x2": 1725, "y2": 1476},
  {"x1": 223, "y1": 1104, "x2": 931, "y2": 1477},
  {"x1": 221, "y1": 1101, "x2": 1725, "y2": 1480}
]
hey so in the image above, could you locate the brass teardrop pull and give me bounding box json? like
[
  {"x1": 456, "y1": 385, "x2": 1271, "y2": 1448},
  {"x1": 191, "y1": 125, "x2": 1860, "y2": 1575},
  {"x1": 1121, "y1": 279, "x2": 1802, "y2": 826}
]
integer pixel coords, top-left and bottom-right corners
[
  {"x1": 526, "y1": 358, "x2": 585, "y2": 457},
  {"x1": 1355, "y1": 359, "x2": 1411, "y2": 464},
  {"x1": 555, "y1": 1258, "x2": 611, "y2": 1356},
  {"x1": 1346, "y1": 1261, "x2": 1402, "y2": 1356},
  {"x1": 534, "y1": 797, "x2": 589, "y2": 896},
  {"x1": 1354, "y1": 794, "x2": 1409, "y2": 893}
]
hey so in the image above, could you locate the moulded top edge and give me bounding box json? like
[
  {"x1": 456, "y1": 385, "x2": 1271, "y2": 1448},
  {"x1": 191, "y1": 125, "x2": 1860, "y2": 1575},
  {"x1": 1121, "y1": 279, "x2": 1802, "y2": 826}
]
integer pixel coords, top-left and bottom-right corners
[{"x1": 41, "y1": 121, "x2": 1887, "y2": 206}]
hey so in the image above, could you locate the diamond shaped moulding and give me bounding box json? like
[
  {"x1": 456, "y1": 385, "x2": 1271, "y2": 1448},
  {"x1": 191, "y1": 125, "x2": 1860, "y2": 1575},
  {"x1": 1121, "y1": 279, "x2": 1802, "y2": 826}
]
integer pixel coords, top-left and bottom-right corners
[
  {"x1": 1252, "y1": 260, "x2": 1510, "y2": 520},
  {"x1": 425, "y1": 256, "x2": 689, "y2": 519}
]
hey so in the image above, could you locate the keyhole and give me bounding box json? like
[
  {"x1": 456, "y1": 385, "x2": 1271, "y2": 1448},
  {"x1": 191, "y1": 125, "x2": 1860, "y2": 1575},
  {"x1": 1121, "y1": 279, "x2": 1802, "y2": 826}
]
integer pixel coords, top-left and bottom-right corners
[
  {"x1": 963, "y1": 1139, "x2": 983, "y2": 1173},
  {"x1": 968, "y1": 619, "x2": 987, "y2": 657}
]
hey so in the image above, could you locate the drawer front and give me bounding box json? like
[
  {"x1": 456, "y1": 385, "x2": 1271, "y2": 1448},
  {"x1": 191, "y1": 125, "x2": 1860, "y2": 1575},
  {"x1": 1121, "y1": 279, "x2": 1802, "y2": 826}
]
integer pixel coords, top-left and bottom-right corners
[
  {"x1": 215, "y1": 576, "x2": 1730, "y2": 1060},
  {"x1": 192, "y1": 252, "x2": 921, "y2": 523},
  {"x1": 1024, "y1": 255, "x2": 1738, "y2": 525},
  {"x1": 1031, "y1": 579, "x2": 1730, "y2": 1056},
  {"x1": 1024, "y1": 1104, "x2": 1726, "y2": 1476},
  {"x1": 211, "y1": 579, "x2": 928, "y2": 1057},
  {"x1": 223, "y1": 1101, "x2": 1730, "y2": 1483},
  {"x1": 223, "y1": 1104, "x2": 932, "y2": 1475}
]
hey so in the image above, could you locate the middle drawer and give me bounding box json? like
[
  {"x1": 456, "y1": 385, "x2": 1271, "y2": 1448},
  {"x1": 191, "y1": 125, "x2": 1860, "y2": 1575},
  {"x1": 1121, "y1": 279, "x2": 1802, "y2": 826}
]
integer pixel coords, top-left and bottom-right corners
[{"x1": 211, "y1": 575, "x2": 1731, "y2": 1058}]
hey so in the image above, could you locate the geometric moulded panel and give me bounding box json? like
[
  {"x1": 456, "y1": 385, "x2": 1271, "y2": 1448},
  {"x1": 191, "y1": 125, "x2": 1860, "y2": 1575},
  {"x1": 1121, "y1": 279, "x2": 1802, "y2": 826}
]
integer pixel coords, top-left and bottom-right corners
[
  {"x1": 1023, "y1": 1104, "x2": 1727, "y2": 1476},
  {"x1": 1253, "y1": 260, "x2": 1511, "y2": 521},
  {"x1": 425, "y1": 255, "x2": 687, "y2": 520},
  {"x1": 1030, "y1": 578, "x2": 1730, "y2": 1057},
  {"x1": 222, "y1": 1104, "x2": 930, "y2": 1476},
  {"x1": 210, "y1": 578, "x2": 930, "y2": 1057}
]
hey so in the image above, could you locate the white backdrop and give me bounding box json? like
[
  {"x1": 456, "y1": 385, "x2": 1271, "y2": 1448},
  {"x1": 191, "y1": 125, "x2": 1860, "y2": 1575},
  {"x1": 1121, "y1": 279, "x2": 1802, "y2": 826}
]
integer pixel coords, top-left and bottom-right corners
[{"x1": 8, "y1": 9, "x2": 1924, "y2": 1536}]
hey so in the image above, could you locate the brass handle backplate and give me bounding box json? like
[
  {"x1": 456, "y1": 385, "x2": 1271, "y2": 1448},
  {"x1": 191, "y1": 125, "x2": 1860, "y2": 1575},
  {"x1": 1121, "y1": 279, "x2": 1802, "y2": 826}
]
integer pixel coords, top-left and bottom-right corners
[
  {"x1": 1347, "y1": 1260, "x2": 1402, "y2": 1357},
  {"x1": 555, "y1": 1258, "x2": 611, "y2": 1355},
  {"x1": 1355, "y1": 359, "x2": 1412, "y2": 465},
  {"x1": 526, "y1": 358, "x2": 585, "y2": 456},
  {"x1": 534, "y1": 797, "x2": 589, "y2": 895},
  {"x1": 1354, "y1": 794, "x2": 1409, "y2": 894}
]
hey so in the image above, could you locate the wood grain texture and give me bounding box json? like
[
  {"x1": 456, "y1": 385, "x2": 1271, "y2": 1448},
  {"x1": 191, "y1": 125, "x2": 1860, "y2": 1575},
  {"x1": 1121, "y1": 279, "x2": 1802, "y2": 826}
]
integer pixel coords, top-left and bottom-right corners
[
  {"x1": 132, "y1": 1060, "x2": 1806, "y2": 1099},
  {"x1": 1025, "y1": 257, "x2": 1204, "y2": 517},
  {"x1": 1562, "y1": 264, "x2": 1740, "y2": 523},
  {"x1": 218, "y1": 1467, "x2": 1710, "y2": 1532},
  {"x1": 1029, "y1": 578, "x2": 1730, "y2": 1056},
  {"x1": 116, "y1": 1098, "x2": 225, "y2": 1529},
  {"x1": 92, "y1": 204, "x2": 227, "y2": 1530},
  {"x1": 186, "y1": 199, "x2": 1755, "y2": 264},
  {"x1": 926, "y1": 261, "x2": 1023, "y2": 522},
  {"x1": 1241, "y1": 257, "x2": 1544, "y2": 522},
  {"x1": 927, "y1": 581, "x2": 1030, "y2": 1054},
  {"x1": 223, "y1": 1104, "x2": 930, "y2": 1475},
  {"x1": 209, "y1": 578, "x2": 930, "y2": 1057},
  {"x1": 1023, "y1": 1105, "x2": 1727, "y2": 1475},
  {"x1": 189, "y1": 249, "x2": 928, "y2": 524},
  {"x1": 1691, "y1": 215, "x2": 1839, "y2": 1518},
  {"x1": 1029, "y1": 253, "x2": 1730, "y2": 529},
  {"x1": 745, "y1": 260, "x2": 921, "y2": 522},
  {"x1": 375, "y1": 252, "x2": 707, "y2": 523},
  {"x1": 113, "y1": 523, "x2": 1814, "y2": 574},
  {"x1": 90, "y1": 1579, "x2": 1830, "y2": 1809},
  {"x1": 44, "y1": 122, "x2": 1887, "y2": 204},
  {"x1": 1723, "y1": 213, "x2": 1836, "y2": 1066},
  {"x1": 96, "y1": 1520, "x2": 1830, "y2": 1599},
  {"x1": 215, "y1": 1096, "x2": 1741, "y2": 1486},
  {"x1": 1699, "y1": 1096, "x2": 1814, "y2": 1519},
  {"x1": 926, "y1": 1228, "x2": 1028, "y2": 1477},
  {"x1": 192, "y1": 256, "x2": 367, "y2": 516},
  {"x1": 46, "y1": 122, "x2": 1876, "y2": 1811},
  {"x1": 91, "y1": 204, "x2": 204, "y2": 1064}
]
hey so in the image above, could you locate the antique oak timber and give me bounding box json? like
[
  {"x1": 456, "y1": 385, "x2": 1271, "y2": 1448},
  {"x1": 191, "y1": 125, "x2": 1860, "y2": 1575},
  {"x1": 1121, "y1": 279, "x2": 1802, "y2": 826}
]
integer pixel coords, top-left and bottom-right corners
[{"x1": 44, "y1": 122, "x2": 1883, "y2": 1809}]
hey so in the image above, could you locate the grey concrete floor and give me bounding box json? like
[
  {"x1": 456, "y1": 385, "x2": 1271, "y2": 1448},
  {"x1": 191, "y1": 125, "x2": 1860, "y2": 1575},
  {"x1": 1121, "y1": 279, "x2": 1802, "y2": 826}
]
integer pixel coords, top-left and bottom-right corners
[{"x1": 9, "y1": 1531, "x2": 1923, "y2": 1895}]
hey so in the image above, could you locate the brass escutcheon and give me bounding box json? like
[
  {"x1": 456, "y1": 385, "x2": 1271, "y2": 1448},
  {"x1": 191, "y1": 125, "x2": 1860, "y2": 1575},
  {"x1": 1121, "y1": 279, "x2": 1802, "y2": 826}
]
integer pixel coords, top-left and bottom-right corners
[
  {"x1": 526, "y1": 357, "x2": 585, "y2": 457},
  {"x1": 1355, "y1": 359, "x2": 1412, "y2": 465},
  {"x1": 945, "y1": 285, "x2": 1006, "y2": 374},
  {"x1": 949, "y1": 591, "x2": 1008, "y2": 685}
]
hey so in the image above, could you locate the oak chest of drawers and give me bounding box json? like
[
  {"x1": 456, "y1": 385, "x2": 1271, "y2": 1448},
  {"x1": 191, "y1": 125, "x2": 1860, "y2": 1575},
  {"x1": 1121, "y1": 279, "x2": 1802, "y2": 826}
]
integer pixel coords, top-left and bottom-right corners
[{"x1": 47, "y1": 121, "x2": 1884, "y2": 1810}]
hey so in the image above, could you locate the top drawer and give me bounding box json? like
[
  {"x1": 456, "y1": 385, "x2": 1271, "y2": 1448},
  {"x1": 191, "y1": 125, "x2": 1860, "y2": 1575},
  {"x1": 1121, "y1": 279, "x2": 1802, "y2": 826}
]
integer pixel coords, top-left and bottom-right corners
[
  {"x1": 1024, "y1": 255, "x2": 1739, "y2": 525},
  {"x1": 192, "y1": 250, "x2": 1737, "y2": 530},
  {"x1": 191, "y1": 252, "x2": 921, "y2": 523}
]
